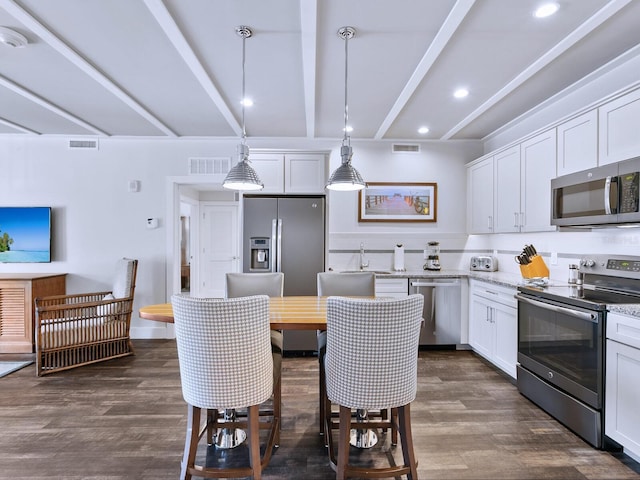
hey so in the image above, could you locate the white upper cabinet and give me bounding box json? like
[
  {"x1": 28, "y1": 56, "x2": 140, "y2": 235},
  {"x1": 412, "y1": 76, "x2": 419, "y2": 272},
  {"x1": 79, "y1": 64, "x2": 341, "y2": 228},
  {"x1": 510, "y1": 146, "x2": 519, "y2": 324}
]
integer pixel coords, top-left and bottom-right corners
[
  {"x1": 557, "y1": 110, "x2": 598, "y2": 175},
  {"x1": 487, "y1": 130, "x2": 556, "y2": 234},
  {"x1": 520, "y1": 129, "x2": 557, "y2": 232},
  {"x1": 250, "y1": 153, "x2": 285, "y2": 193},
  {"x1": 250, "y1": 153, "x2": 326, "y2": 194},
  {"x1": 599, "y1": 89, "x2": 640, "y2": 165},
  {"x1": 494, "y1": 146, "x2": 521, "y2": 233},
  {"x1": 284, "y1": 154, "x2": 327, "y2": 193},
  {"x1": 467, "y1": 157, "x2": 494, "y2": 234}
]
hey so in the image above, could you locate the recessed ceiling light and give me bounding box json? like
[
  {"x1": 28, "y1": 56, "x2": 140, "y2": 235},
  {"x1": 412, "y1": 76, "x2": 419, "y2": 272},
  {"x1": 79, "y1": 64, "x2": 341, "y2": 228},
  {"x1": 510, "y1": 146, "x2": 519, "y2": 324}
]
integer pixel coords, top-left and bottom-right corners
[
  {"x1": 241, "y1": 98, "x2": 253, "y2": 107},
  {"x1": 453, "y1": 88, "x2": 469, "y2": 99},
  {"x1": 418, "y1": 126, "x2": 430, "y2": 134},
  {"x1": 534, "y1": 2, "x2": 559, "y2": 18},
  {"x1": 0, "y1": 27, "x2": 28, "y2": 48}
]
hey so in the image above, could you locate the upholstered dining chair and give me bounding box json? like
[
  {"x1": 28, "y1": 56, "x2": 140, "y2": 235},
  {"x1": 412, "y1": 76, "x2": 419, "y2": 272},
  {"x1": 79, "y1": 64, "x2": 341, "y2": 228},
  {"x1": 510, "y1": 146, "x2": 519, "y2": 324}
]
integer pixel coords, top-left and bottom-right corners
[
  {"x1": 316, "y1": 272, "x2": 375, "y2": 437},
  {"x1": 171, "y1": 294, "x2": 280, "y2": 480},
  {"x1": 225, "y1": 272, "x2": 284, "y2": 298},
  {"x1": 323, "y1": 295, "x2": 424, "y2": 480},
  {"x1": 224, "y1": 272, "x2": 284, "y2": 448}
]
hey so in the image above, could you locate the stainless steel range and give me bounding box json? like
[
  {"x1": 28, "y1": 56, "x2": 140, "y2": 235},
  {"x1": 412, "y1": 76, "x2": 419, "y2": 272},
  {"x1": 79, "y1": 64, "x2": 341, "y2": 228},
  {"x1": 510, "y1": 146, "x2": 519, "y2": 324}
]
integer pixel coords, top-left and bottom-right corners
[{"x1": 516, "y1": 254, "x2": 640, "y2": 449}]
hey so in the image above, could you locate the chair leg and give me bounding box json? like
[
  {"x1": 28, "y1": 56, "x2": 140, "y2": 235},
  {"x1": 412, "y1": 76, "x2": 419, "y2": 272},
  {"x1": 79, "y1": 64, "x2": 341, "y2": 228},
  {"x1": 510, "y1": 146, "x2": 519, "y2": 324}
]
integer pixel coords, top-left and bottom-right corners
[
  {"x1": 206, "y1": 409, "x2": 218, "y2": 445},
  {"x1": 181, "y1": 404, "x2": 201, "y2": 480},
  {"x1": 247, "y1": 405, "x2": 262, "y2": 480},
  {"x1": 273, "y1": 374, "x2": 282, "y2": 447},
  {"x1": 336, "y1": 406, "x2": 352, "y2": 480},
  {"x1": 398, "y1": 404, "x2": 418, "y2": 480},
  {"x1": 391, "y1": 407, "x2": 398, "y2": 446},
  {"x1": 318, "y1": 342, "x2": 326, "y2": 435}
]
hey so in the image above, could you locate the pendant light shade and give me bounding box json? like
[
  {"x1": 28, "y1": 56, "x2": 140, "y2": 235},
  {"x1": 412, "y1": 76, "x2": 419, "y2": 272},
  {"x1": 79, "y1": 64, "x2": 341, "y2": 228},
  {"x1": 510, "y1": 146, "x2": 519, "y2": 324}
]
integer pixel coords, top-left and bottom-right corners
[
  {"x1": 326, "y1": 26, "x2": 365, "y2": 192},
  {"x1": 326, "y1": 145, "x2": 365, "y2": 190},
  {"x1": 223, "y1": 26, "x2": 263, "y2": 191}
]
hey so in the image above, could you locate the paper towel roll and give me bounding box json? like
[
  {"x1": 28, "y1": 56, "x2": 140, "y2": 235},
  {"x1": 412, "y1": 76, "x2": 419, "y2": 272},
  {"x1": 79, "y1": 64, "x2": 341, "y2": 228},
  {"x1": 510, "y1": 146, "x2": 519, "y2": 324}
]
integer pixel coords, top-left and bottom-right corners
[{"x1": 394, "y1": 244, "x2": 405, "y2": 271}]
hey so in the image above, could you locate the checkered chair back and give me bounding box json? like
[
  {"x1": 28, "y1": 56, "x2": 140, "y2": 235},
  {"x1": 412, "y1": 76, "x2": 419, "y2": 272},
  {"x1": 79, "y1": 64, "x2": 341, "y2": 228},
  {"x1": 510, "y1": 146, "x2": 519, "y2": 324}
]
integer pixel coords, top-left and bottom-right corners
[
  {"x1": 325, "y1": 295, "x2": 424, "y2": 410},
  {"x1": 171, "y1": 294, "x2": 273, "y2": 410},
  {"x1": 226, "y1": 273, "x2": 284, "y2": 298}
]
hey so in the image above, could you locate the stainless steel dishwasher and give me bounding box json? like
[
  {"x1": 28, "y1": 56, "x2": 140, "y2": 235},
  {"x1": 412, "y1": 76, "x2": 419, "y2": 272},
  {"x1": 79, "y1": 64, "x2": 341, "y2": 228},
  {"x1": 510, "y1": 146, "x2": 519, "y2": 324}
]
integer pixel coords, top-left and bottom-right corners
[{"x1": 409, "y1": 278, "x2": 462, "y2": 347}]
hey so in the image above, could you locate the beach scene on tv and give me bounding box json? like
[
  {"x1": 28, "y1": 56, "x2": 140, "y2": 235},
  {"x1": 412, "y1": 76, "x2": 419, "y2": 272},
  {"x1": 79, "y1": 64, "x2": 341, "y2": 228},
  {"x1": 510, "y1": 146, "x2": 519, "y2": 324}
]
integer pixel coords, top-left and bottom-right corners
[{"x1": 0, "y1": 207, "x2": 51, "y2": 263}]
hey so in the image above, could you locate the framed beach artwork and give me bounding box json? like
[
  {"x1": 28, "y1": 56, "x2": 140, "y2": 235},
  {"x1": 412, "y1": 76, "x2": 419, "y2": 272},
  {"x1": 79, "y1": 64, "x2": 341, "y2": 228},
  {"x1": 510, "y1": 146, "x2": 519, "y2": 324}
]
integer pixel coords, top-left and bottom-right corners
[{"x1": 358, "y1": 182, "x2": 437, "y2": 223}]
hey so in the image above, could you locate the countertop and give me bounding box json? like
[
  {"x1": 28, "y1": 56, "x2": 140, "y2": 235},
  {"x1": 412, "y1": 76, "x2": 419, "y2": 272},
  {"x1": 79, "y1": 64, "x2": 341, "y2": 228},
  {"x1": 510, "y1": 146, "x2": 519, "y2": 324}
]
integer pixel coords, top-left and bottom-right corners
[
  {"x1": 370, "y1": 269, "x2": 640, "y2": 319},
  {"x1": 371, "y1": 268, "x2": 526, "y2": 289}
]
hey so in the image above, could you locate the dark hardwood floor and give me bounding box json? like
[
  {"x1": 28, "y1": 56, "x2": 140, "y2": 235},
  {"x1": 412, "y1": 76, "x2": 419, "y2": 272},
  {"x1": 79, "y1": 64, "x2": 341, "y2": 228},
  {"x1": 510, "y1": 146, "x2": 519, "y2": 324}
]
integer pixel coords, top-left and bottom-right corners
[{"x1": 0, "y1": 340, "x2": 638, "y2": 480}]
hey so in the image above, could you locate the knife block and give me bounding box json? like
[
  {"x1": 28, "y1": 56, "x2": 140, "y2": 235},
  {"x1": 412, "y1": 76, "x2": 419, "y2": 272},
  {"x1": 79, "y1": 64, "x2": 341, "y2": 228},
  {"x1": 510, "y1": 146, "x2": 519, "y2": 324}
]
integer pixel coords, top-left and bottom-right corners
[{"x1": 520, "y1": 255, "x2": 549, "y2": 279}]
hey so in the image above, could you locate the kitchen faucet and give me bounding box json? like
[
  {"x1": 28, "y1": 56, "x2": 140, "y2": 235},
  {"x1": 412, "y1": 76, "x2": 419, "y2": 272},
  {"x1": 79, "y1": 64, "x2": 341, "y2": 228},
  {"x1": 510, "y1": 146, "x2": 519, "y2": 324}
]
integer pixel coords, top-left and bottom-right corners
[{"x1": 359, "y1": 242, "x2": 369, "y2": 270}]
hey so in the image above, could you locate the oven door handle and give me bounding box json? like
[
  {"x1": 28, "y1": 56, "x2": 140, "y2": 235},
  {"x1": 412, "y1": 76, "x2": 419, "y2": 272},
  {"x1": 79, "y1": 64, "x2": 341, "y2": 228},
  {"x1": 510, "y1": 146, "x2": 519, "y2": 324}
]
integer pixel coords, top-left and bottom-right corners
[{"x1": 516, "y1": 295, "x2": 598, "y2": 322}]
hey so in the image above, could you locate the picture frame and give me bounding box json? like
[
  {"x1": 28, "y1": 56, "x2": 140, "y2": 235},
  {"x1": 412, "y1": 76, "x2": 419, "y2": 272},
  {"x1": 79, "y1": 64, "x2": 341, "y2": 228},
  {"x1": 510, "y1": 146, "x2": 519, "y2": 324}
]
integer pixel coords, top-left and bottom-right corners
[{"x1": 358, "y1": 182, "x2": 437, "y2": 223}]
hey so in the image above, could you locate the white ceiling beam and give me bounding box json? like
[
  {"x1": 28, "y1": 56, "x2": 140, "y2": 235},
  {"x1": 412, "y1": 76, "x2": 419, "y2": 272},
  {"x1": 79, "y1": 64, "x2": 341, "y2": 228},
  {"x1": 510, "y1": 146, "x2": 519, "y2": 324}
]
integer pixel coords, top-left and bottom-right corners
[
  {"x1": 299, "y1": 0, "x2": 318, "y2": 138},
  {"x1": 374, "y1": 0, "x2": 476, "y2": 140},
  {"x1": 0, "y1": 74, "x2": 107, "y2": 135},
  {"x1": 0, "y1": 115, "x2": 39, "y2": 135},
  {"x1": 143, "y1": 0, "x2": 242, "y2": 137},
  {"x1": 0, "y1": 0, "x2": 177, "y2": 137},
  {"x1": 441, "y1": 0, "x2": 633, "y2": 140}
]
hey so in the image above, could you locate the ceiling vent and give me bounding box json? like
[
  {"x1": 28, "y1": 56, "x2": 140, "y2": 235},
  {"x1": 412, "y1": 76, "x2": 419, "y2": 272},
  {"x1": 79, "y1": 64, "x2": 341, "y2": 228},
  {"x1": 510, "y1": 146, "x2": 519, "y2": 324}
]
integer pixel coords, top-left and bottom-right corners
[
  {"x1": 68, "y1": 139, "x2": 98, "y2": 149},
  {"x1": 188, "y1": 157, "x2": 231, "y2": 175},
  {"x1": 392, "y1": 144, "x2": 420, "y2": 153}
]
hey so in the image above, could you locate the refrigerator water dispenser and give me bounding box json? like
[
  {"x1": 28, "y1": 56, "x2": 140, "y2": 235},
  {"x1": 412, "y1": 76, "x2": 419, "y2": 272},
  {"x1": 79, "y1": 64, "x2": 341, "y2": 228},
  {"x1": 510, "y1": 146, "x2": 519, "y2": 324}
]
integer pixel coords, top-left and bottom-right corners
[{"x1": 250, "y1": 237, "x2": 271, "y2": 271}]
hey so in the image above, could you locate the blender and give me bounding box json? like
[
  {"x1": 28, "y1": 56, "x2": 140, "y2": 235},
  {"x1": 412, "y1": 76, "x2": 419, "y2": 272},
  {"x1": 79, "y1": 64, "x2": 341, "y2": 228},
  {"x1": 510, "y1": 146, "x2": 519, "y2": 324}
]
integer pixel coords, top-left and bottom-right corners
[{"x1": 424, "y1": 241, "x2": 441, "y2": 271}]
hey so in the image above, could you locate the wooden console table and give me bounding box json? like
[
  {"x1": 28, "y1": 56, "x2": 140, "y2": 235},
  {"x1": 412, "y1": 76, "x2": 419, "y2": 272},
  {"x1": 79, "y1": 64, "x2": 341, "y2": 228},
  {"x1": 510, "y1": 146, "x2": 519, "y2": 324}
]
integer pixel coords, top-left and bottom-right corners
[{"x1": 0, "y1": 273, "x2": 66, "y2": 353}]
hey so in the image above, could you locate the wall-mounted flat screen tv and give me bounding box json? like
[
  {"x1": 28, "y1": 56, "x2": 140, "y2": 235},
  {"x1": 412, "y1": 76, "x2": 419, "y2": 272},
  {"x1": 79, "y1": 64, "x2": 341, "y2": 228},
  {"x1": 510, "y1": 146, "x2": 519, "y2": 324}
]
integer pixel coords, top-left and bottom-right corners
[{"x1": 0, "y1": 207, "x2": 52, "y2": 263}]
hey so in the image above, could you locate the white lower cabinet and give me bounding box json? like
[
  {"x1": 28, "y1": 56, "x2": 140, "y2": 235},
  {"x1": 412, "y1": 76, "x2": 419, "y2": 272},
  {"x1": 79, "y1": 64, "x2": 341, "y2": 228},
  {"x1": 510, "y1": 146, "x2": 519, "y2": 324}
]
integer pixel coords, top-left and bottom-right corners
[
  {"x1": 375, "y1": 278, "x2": 408, "y2": 298},
  {"x1": 468, "y1": 280, "x2": 517, "y2": 378},
  {"x1": 605, "y1": 312, "x2": 640, "y2": 462}
]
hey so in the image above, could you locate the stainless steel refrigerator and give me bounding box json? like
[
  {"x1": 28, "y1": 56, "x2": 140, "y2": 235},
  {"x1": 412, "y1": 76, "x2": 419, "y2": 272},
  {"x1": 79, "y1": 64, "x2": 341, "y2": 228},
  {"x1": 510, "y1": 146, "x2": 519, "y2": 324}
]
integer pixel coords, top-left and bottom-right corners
[{"x1": 243, "y1": 195, "x2": 325, "y2": 352}]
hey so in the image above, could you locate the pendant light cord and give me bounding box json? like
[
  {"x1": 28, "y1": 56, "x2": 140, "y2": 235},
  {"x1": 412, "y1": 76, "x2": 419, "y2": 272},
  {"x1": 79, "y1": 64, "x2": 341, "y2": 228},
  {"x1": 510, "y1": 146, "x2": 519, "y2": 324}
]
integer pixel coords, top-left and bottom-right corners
[
  {"x1": 241, "y1": 28, "x2": 247, "y2": 145},
  {"x1": 343, "y1": 28, "x2": 349, "y2": 147}
]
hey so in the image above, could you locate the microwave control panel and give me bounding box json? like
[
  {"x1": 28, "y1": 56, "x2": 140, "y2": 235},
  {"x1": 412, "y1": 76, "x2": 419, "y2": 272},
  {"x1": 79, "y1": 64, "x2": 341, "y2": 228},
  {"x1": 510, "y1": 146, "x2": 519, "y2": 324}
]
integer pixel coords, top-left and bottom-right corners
[{"x1": 619, "y1": 171, "x2": 639, "y2": 213}]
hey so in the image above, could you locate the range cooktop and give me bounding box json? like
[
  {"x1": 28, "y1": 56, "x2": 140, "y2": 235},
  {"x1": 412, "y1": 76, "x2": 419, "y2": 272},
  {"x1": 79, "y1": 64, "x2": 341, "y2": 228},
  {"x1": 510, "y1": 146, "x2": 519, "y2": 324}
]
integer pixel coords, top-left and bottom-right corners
[
  {"x1": 517, "y1": 254, "x2": 640, "y2": 310},
  {"x1": 518, "y1": 283, "x2": 640, "y2": 311}
]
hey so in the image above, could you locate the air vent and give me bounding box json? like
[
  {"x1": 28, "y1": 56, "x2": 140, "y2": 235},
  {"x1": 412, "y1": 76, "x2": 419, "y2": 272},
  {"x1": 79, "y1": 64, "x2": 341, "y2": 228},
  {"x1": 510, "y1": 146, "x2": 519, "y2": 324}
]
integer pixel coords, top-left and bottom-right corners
[
  {"x1": 392, "y1": 144, "x2": 420, "y2": 153},
  {"x1": 188, "y1": 157, "x2": 231, "y2": 175},
  {"x1": 68, "y1": 139, "x2": 98, "y2": 149}
]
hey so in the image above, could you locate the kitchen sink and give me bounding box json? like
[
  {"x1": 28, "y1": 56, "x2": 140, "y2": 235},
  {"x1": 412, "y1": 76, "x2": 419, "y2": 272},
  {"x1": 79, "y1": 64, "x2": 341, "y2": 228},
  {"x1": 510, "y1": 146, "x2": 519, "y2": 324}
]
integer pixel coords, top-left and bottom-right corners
[{"x1": 340, "y1": 270, "x2": 392, "y2": 275}]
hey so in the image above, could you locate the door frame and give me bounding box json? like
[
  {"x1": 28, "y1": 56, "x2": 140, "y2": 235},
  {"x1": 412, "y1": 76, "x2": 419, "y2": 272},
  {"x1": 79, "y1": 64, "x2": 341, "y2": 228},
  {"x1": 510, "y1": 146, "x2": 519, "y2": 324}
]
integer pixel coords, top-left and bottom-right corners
[{"x1": 166, "y1": 176, "x2": 233, "y2": 300}]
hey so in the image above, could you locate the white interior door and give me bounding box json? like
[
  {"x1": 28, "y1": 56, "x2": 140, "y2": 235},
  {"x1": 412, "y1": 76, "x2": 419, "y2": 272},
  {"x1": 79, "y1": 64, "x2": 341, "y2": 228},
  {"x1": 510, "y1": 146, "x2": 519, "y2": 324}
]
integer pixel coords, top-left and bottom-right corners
[{"x1": 197, "y1": 202, "x2": 239, "y2": 297}]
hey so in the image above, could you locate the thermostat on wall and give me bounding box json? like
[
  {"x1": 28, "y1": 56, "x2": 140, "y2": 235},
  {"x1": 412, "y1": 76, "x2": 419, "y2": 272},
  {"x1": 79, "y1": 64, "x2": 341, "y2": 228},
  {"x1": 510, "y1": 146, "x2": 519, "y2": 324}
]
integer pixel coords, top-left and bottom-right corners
[{"x1": 147, "y1": 218, "x2": 159, "y2": 229}]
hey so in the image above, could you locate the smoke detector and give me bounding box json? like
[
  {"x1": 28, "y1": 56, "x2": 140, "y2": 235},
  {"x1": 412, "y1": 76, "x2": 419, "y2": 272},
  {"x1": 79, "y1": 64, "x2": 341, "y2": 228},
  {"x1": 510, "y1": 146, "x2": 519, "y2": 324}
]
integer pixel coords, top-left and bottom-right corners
[{"x1": 0, "y1": 27, "x2": 28, "y2": 48}]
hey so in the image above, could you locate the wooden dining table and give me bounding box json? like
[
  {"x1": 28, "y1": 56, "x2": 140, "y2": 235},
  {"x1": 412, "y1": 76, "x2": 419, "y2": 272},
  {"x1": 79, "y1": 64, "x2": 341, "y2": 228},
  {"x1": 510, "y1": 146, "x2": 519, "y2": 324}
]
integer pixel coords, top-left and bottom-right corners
[{"x1": 138, "y1": 295, "x2": 328, "y2": 330}]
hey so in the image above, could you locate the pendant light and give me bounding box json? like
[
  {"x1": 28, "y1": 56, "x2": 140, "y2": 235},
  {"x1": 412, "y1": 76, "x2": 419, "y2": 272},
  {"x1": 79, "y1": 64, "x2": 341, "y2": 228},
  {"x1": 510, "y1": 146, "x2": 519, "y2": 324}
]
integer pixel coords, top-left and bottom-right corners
[
  {"x1": 326, "y1": 26, "x2": 365, "y2": 192},
  {"x1": 223, "y1": 25, "x2": 264, "y2": 191}
]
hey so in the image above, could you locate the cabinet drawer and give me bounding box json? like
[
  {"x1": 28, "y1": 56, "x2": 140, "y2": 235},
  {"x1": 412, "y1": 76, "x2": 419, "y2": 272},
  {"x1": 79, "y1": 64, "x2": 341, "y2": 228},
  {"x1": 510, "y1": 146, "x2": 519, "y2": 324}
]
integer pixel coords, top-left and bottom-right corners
[
  {"x1": 607, "y1": 312, "x2": 640, "y2": 350},
  {"x1": 469, "y1": 279, "x2": 516, "y2": 308},
  {"x1": 375, "y1": 278, "x2": 408, "y2": 297}
]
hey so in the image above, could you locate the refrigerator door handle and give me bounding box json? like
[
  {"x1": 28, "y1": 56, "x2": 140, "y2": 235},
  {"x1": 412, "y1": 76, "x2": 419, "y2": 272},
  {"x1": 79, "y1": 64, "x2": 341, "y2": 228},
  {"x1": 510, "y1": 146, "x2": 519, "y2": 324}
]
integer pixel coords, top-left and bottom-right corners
[
  {"x1": 276, "y1": 218, "x2": 283, "y2": 272},
  {"x1": 271, "y1": 219, "x2": 277, "y2": 273}
]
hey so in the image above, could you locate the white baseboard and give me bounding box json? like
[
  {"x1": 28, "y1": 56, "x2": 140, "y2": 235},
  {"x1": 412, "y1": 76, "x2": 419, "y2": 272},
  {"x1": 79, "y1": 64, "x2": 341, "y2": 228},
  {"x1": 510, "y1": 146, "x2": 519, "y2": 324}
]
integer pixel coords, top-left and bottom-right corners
[{"x1": 130, "y1": 324, "x2": 175, "y2": 339}]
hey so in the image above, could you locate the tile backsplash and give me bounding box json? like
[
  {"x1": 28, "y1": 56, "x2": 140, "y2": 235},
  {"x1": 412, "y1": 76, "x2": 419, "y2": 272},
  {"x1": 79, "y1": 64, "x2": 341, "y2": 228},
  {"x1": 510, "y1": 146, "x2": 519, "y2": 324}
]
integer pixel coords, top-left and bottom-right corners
[{"x1": 327, "y1": 228, "x2": 640, "y2": 281}]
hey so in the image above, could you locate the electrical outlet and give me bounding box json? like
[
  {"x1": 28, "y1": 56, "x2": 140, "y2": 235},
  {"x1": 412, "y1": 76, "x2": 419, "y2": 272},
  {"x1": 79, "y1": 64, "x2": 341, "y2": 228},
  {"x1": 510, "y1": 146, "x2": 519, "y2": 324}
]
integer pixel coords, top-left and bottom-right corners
[{"x1": 550, "y1": 252, "x2": 558, "y2": 265}]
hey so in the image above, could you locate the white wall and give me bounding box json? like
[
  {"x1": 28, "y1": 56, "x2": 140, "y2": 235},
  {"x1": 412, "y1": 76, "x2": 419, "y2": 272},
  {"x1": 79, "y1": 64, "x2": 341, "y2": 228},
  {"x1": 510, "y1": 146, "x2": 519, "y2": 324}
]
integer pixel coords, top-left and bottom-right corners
[
  {"x1": 1, "y1": 134, "x2": 482, "y2": 337},
  {"x1": 0, "y1": 136, "x2": 244, "y2": 338},
  {"x1": 326, "y1": 140, "x2": 482, "y2": 272}
]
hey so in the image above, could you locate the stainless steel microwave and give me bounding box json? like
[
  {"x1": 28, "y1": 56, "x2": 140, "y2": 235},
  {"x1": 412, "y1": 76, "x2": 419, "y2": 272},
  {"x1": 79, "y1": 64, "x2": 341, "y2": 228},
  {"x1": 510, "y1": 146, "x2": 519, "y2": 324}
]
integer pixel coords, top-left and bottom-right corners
[{"x1": 551, "y1": 157, "x2": 640, "y2": 227}]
